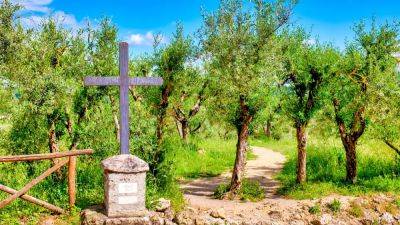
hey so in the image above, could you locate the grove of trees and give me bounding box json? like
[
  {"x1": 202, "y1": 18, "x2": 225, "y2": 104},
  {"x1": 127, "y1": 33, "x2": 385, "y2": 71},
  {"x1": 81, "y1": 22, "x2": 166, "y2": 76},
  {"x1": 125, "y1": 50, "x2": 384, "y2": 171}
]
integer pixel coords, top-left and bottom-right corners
[{"x1": 0, "y1": 0, "x2": 399, "y2": 214}]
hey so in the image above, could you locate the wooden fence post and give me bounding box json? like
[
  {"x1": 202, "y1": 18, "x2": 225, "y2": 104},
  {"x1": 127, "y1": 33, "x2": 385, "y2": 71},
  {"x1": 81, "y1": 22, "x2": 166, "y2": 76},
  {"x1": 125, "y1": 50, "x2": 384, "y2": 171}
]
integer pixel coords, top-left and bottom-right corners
[{"x1": 68, "y1": 156, "x2": 77, "y2": 209}]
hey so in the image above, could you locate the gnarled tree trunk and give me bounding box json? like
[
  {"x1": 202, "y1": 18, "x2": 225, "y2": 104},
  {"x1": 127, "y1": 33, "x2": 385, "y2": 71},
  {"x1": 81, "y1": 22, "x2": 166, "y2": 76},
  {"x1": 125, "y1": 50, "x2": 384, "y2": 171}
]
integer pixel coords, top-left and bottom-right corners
[
  {"x1": 334, "y1": 100, "x2": 365, "y2": 184},
  {"x1": 156, "y1": 83, "x2": 172, "y2": 145},
  {"x1": 264, "y1": 119, "x2": 272, "y2": 138},
  {"x1": 229, "y1": 96, "x2": 253, "y2": 196},
  {"x1": 342, "y1": 137, "x2": 357, "y2": 183},
  {"x1": 296, "y1": 123, "x2": 307, "y2": 183},
  {"x1": 48, "y1": 121, "x2": 62, "y2": 178}
]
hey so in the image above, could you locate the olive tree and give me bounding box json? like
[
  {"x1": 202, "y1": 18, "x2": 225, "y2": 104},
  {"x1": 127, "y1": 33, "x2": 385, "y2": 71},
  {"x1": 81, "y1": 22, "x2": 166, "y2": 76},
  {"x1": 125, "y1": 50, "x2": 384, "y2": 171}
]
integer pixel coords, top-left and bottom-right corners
[
  {"x1": 280, "y1": 29, "x2": 339, "y2": 183},
  {"x1": 200, "y1": 0, "x2": 295, "y2": 195},
  {"x1": 330, "y1": 21, "x2": 399, "y2": 183}
]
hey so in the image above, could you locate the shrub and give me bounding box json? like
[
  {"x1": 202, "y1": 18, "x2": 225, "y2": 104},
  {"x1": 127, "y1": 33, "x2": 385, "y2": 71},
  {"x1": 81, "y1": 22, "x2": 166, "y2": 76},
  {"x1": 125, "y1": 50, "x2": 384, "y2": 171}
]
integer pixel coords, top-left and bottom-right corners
[
  {"x1": 213, "y1": 179, "x2": 265, "y2": 202},
  {"x1": 309, "y1": 204, "x2": 321, "y2": 214},
  {"x1": 328, "y1": 199, "x2": 341, "y2": 213},
  {"x1": 214, "y1": 183, "x2": 230, "y2": 199},
  {"x1": 239, "y1": 179, "x2": 265, "y2": 202}
]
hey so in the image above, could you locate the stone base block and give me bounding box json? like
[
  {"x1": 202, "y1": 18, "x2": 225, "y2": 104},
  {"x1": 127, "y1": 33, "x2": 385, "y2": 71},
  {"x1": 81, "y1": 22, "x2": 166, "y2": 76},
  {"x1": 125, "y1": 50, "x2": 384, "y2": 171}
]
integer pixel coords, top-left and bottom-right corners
[{"x1": 81, "y1": 205, "x2": 175, "y2": 225}]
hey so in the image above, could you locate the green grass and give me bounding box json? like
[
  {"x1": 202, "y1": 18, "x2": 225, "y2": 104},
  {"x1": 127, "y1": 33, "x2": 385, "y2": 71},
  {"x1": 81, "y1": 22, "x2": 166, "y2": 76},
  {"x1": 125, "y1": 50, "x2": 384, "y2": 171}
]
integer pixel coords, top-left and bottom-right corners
[
  {"x1": 349, "y1": 201, "x2": 364, "y2": 217},
  {"x1": 213, "y1": 179, "x2": 265, "y2": 202},
  {"x1": 167, "y1": 136, "x2": 254, "y2": 180},
  {"x1": 252, "y1": 136, "x2": 400, "y2": 199}
]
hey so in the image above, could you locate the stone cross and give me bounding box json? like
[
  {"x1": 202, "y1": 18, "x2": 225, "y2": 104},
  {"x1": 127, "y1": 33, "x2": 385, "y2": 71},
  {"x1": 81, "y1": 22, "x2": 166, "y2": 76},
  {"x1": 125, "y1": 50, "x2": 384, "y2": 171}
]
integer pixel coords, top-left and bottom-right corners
[{"x1": 84, "y1": 42, "x2": 163, "y2": 155}]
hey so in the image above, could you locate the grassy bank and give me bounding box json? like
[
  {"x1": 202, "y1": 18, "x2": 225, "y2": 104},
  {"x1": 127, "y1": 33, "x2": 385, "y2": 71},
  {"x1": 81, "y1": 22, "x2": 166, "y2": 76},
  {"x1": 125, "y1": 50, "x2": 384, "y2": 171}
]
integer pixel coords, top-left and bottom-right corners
[
  {"x1": 252, "y1": 136, "x2": 400, "y2": 199},
  {"x1": 165, "y1": 136, "x2": 237, "y2": 180},
  {"x1": 0, "y1": 136, "x2": 240, "y2": 224}
]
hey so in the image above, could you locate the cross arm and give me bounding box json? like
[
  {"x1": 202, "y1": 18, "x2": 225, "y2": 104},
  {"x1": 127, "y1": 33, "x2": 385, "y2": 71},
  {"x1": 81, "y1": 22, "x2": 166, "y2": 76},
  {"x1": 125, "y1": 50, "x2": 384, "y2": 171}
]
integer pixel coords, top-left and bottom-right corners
[{"x1": 84, "y1": 77, "x2": 163, "y2": 86}]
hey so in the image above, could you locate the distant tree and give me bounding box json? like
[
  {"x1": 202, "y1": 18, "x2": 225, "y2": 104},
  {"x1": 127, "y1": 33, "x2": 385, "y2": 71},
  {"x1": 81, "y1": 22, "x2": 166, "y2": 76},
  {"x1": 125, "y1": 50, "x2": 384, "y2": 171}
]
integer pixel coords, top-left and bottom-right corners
[
  {"x1": 0, "y1": 0, "x2": 24, "y2": 119},
  {"x1": 200, "y1": 0, "x2": 295, "y2": 195},
  {"x1": 330, "y1": 21, "x2": 399, "y2": 183},
  {"x1": 280, "y1": 29, "x2": 339, "y2": 183},
  {"x1": 149, "y1": 26, "x2": 191, "y2": 145},
  {"x1": 171, "y1": 69, "x2": 209, "y2": 142}
]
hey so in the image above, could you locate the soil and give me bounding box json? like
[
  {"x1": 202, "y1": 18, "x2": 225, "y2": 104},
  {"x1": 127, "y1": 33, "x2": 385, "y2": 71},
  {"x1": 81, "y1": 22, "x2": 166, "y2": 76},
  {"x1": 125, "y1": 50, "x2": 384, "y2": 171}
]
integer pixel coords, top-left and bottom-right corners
[{"x1": 179, "y1": 146, "x2": 400, "y2": 224}]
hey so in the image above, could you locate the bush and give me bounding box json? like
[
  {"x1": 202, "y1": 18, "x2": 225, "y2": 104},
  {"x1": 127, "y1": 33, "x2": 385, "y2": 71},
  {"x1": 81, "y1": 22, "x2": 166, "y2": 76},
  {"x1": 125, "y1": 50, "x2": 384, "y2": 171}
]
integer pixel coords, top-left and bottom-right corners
[
  {"x1": 328, "y1": 199, "x2": 341, "y2": 213},
  {"x1": 213, "y1": 179, "x2": 265, "y2": 202},
  {"x1": 239, "y1": 179, "x2": 265, "y2": 201},
  {"x1": 214, "y1": 183, "x2": 230, "y2": 199},
  {"x1": 309, "y1": 204, "x2": 321, "y2": 214}
]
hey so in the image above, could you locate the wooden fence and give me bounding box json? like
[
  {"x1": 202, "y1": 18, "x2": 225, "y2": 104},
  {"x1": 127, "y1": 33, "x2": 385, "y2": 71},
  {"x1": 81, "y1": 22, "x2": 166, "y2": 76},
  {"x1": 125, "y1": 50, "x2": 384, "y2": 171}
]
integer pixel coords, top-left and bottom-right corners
[{"x1": 0, "y1": 149, "x2": 93, "y2": 214}]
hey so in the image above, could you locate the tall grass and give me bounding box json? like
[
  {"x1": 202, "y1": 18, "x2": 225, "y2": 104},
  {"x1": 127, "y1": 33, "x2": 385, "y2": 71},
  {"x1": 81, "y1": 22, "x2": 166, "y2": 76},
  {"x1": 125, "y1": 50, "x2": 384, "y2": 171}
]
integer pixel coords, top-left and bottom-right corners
[
  {"x1": 164, "y1": 136, "x2": 237, "y2": 179},
  {"x1": 253, "y1": 136, "x2": 400, "y2": 199}
]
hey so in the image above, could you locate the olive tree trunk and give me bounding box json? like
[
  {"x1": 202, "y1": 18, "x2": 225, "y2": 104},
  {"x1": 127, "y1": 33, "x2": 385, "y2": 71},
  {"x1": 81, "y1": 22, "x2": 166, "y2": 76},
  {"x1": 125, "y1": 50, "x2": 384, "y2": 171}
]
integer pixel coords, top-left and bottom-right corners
[
  {"x1": 296, "y1": 124, "x2": 307, "y2": 183},
  {"x1": 229, "y1": 96, "x2": 253, "y2": 195},
  {"x1": 343, "y1": 138, "x2": 357, "y2": 183},
  {"x1": 264, "y1": 119, "x2": 272, "y2": 138},
  {"x1": 156, "y1": 84, "x2": 172, "y2": 145}
]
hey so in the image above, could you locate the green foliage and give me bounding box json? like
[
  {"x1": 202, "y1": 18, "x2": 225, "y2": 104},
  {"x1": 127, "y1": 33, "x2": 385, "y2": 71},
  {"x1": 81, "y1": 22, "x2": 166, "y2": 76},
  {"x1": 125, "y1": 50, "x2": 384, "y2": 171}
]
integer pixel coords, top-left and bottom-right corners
[
  {"x1": 280, "y1": 28, "x2": 340, "y2": 127},
  {"x1": 214, "y1": 183, "x2": 230, "y2": 199},
  {"x1": 308, "y1": 204, "x2": 321, "y2": 215},
  {"x1": 239, "y1": 179, "x2": 265, "y2": 201},
  {"x1": 200, "y1": 0, "x2": 295, "y2": 128},
  {"x1": 328, "y1": 199, "x2": 341, "y2": 213},
  {"x1": 329, "y1": 20, "x2": 400, "y2": 149},
  {"x1": 213, "y1": 179, "x2": 265, "y2": 202}
]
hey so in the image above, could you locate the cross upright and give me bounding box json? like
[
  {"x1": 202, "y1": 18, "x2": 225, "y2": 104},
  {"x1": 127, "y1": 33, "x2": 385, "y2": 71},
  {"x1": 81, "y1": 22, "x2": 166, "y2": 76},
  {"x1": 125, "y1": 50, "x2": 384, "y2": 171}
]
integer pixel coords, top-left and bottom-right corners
[{"x1": 84, "y1": 42, "x2": 163, "y2": 155}]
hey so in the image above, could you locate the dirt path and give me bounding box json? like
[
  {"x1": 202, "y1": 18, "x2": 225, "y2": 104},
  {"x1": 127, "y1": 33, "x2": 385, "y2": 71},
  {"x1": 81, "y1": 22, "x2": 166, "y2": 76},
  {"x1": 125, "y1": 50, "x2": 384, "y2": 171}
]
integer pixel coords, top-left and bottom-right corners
[
  {"x1": 180, "y1": 146, "x2": 289, "y2": 214},
  {"x1": 178, "y1": 147, "x2": 392, "y2": 225}
]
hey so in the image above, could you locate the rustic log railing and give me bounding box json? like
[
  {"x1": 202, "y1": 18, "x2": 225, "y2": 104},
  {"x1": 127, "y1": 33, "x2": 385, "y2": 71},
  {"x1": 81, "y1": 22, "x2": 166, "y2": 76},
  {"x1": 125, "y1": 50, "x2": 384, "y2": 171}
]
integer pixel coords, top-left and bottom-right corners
[{"x1": 0, "y1": 149, "x2": 93, "y2": 214}]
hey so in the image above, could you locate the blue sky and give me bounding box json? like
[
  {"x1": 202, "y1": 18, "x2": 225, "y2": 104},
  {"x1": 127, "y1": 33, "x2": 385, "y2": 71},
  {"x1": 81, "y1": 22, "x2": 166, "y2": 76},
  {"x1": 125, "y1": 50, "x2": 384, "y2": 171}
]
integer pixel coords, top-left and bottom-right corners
[{"x1": 13, "y1": 0, "x2": 400, "y2": 56}]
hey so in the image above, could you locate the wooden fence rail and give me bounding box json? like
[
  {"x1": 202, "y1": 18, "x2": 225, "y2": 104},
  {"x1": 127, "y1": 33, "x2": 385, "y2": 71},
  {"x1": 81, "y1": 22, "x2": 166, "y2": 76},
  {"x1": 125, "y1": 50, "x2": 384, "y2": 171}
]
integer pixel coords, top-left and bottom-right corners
[{"x1": 0, "y1": 149, "x2": 93, "y2": 214}]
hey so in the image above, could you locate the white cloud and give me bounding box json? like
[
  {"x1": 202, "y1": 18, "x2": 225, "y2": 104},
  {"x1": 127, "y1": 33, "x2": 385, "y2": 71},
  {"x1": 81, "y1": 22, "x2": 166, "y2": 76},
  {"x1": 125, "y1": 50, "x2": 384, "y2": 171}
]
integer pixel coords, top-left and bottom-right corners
[
  {"x1": 129, "y1": 33, "x2": 146, "y2": 46},
  {"x1": 303, "y1": 38, "x2": 317, "y2": 46},
  {"x1": 127, "y1": 31, "x2": 167, "y2": 46},
  {"x1": 20, "y1": 11, "x2": 81, "y2": 31},
  {"x1": 12, "y1": 0, "x2": 53, "y2": 13},
  {"x1": 2, "y1": 0, "x2": 82, "y2": 31}
]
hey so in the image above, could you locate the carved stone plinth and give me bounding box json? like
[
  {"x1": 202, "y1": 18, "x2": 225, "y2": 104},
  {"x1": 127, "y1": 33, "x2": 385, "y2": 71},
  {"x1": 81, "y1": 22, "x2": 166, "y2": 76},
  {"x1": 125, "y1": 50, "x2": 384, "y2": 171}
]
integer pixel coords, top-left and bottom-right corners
[{"x1": 102, "y1": 154, "x2": 149, "y2": 217}]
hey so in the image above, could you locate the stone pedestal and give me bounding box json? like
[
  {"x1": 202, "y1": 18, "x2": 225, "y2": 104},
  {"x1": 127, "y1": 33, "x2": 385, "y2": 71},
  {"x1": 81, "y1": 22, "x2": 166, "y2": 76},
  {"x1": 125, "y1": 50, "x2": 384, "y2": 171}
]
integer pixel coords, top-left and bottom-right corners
[{"x1": 102, "y1": 154, "x2": 149, "y2": 217}]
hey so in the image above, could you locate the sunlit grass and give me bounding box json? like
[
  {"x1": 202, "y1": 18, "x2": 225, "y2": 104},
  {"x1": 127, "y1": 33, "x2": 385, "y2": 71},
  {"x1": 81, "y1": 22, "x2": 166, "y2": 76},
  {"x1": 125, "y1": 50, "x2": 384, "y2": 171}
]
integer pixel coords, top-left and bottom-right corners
[{"x1": 252, "y1": 135, "x2": 400, "y2": 199}]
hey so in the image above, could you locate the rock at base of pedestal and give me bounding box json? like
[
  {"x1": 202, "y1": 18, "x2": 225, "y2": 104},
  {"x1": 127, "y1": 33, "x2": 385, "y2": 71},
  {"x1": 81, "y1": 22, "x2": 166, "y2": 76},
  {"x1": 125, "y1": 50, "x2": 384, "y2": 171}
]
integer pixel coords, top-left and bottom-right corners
[{"x1": 81, "y1": 205, "x2": 175, "y2": 225}]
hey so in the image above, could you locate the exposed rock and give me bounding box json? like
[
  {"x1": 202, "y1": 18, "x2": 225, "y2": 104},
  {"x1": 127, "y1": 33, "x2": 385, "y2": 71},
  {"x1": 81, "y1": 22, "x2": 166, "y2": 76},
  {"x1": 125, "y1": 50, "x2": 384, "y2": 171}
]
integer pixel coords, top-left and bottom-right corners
[
  {"x1": 104, "y1": 217, "x2": 151, "y2": 225},
  {"x1": 194, "y1": 217, "x2": 209, "y2": 225},
  {"x1": 81, "y1": 206, "x2": 108, "y2": 225},
  {"x1": 319, "y1": 214, "x2": 333, "y2": 225},
  {"x1": 150, "y1": 213, "x2": 165, "y2": 225},
  {"x1": 373, "y1": 194, "x2": 391, "y2": 204},
  {"x1": 289, "y1": 220, "x2": 306, "y2": 225},
  {"x1": 225, "y1": 218, "x2": 240, "y2": 225},
  {"x1": 268, "y1": 211, "x2": 282, "y2": 220},
  {"x1": 380, "y1": 212, "x2": 395, "y2": 224},
  {"x1": 210, "y1": 208, "x2": 226, "y2": 219},
  {"x1": 174, "y1": 211, "x2": 195, "y2": 225},
  {"x1": 156, "y1": 198, "x2": 172, "y2": 212},
  {"x1": 165, "y1": 220, "x2": 177, "y2": 225},
  {"x1": 163, "y1": 208, "x2": 175, "y2": 220}
]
